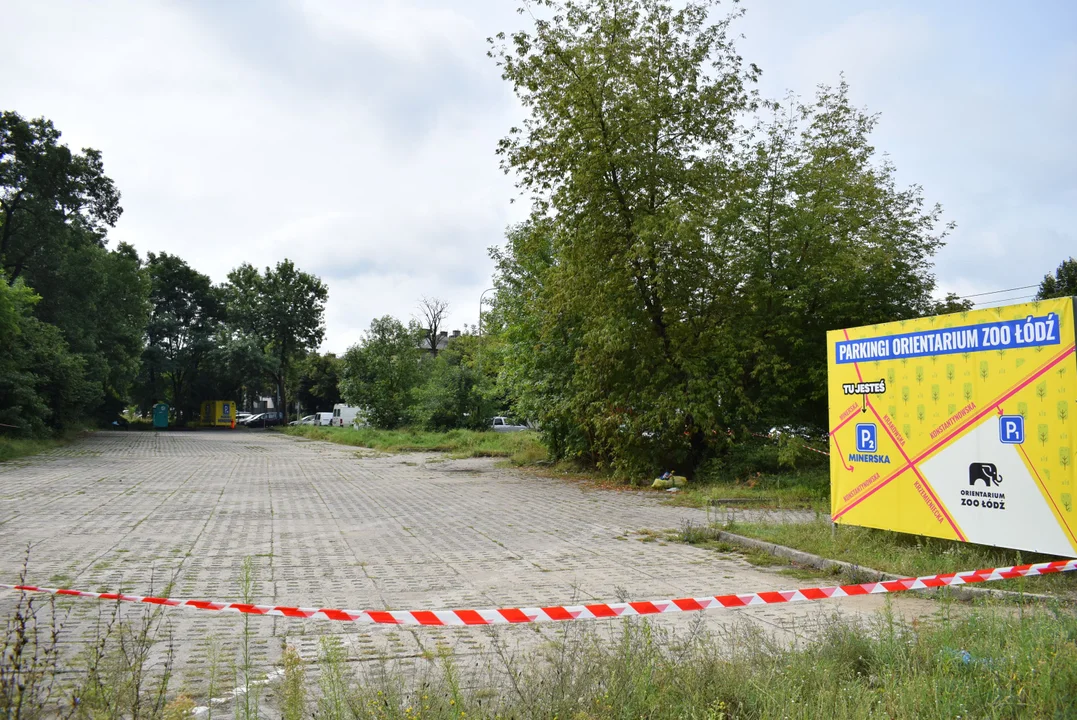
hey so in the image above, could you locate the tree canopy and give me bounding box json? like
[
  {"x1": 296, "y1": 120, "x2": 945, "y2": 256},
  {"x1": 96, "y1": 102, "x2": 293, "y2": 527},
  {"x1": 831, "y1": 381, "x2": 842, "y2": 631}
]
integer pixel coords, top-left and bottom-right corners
[
  {"x1": 1, "y1": 112, "x2": 147, "y2": 429},
  {"x1": 488, "y1": 0, "x2": 955, "y2": 475},
  {"x1": 226, "y1": 260, "x2": 329, "y2": 418},
  {"x1": 1, "y1": 111, "x2": 121, "y2": 285},
  {"x1": 0, "y1": 110, "x2": 332, "y2": 433},
  {"x1": 340, "y1": 316, "x2": 426, "y2": 429},
  {"x1": 1036, "y1": 257, "x2": 1077, "y2": 300}
]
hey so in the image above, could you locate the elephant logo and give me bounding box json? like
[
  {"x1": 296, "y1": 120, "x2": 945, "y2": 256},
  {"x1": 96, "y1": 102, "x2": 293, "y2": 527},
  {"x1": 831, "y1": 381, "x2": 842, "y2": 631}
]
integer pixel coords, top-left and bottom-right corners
[{"x1": 968, "y1": 463, "x2": 1003, "y2": 488}]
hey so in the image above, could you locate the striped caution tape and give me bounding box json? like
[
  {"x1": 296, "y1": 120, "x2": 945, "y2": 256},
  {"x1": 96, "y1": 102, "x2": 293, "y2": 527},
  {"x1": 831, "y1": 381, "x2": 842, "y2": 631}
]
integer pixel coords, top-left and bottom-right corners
[{"x1": 2, "y1": 559, "x2": 1074, "y2": 626}]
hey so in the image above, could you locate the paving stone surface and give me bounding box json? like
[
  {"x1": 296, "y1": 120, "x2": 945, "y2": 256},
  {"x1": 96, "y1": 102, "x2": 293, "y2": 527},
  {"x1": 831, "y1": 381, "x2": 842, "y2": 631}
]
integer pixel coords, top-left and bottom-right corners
[{"x1": 0, "y1": 430, "x2": 941, "y2": 689}]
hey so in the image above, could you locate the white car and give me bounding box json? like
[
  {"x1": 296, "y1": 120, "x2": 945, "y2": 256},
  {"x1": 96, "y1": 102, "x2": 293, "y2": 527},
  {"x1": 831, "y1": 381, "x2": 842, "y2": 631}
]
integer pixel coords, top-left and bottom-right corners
[
  {"x1": 290, "y1": 415, "x2": 317, "y2": 426},
  {"x1": 314, "y1": 412, "x2": 334, "y2": 426}
]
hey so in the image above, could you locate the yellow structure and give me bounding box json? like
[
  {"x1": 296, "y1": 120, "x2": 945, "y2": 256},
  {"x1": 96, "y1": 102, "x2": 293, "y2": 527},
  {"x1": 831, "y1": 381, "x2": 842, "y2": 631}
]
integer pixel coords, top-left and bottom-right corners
[
  {"x1": 200, "y1": 400, "x2": 237, "y2": 428},
  {"x1": 827, "y1": 298, "x2": 1077, "y2": 558}
]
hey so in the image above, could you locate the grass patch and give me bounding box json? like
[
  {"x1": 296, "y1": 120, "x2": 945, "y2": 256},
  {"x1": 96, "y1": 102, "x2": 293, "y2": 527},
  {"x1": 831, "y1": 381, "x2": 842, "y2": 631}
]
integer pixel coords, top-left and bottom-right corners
[
  {"x1": 676, "y1": 521, "x2": 838, "y2": 577},
  {"x1": 0, "y1": 433, "x2": 76, "y2": 463},
  {"x1": 278, "y1": 425, "x2": 548, "y2": 465},
  {"x1": 723, "y1": 517, "x2": 1077, "y2": 597},
  {"x1": 666, "y1": 465, "x2": 830, "y2": 511},
  {"x1": 294, "y1": 606, "x2": 1077, "y2": 719}
]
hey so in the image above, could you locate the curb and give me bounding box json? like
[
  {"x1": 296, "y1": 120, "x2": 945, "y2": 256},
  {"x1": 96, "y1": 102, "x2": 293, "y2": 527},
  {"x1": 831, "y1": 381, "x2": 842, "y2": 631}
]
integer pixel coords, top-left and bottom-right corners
[{"x1": 712, "y1": 529, "x2": 1053, "y2": 602}]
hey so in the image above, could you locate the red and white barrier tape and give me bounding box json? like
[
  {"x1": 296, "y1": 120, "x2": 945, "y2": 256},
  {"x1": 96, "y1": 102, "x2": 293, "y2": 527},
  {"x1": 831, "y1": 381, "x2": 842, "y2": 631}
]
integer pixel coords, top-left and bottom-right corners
[{"x1": 2, "y1": 559, "x2": 1073, "y2": 626}]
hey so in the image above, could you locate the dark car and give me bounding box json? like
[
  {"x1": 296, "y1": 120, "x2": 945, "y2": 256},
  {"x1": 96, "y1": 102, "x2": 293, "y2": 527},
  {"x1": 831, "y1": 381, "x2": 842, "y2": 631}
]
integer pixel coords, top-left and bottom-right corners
[{"x1": 241, "y1": 411, "x2": 284, "y2": 428}]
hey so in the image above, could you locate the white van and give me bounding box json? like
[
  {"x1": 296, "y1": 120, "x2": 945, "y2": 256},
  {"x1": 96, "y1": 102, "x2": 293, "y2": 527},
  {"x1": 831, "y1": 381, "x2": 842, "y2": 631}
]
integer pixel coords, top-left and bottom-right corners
[
  {"x1": 331, "y1": 404, "x2": 361, "y2": 427},
  {"x1": 315, "y1": 412, "x2": 334, "y2": 426}
]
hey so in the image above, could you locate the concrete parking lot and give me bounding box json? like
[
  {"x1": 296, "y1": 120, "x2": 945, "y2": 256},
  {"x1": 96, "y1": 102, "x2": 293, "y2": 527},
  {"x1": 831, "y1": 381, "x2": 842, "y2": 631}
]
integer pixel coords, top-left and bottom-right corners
[{"x1": 0, "y1": 430, "x2": 938, "y2": 688}]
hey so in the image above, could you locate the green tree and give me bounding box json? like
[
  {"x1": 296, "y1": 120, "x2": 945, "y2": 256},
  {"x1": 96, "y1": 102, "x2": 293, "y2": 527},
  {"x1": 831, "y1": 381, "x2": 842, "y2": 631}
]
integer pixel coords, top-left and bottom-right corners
[
  {"x1": 490, "y1": 1, "x2": 953, "y2": 475},
  {"x1": 1, "y1": 112, "x2": 147, "y2": 424},
  {"x1": 931, "y1": 292, "x2": 973, "y2": 315},
  {"x1": 226, "y1": 260, "x2": 328, "y2": 420},
  {"x1": 413, "y1": 334, "x2": 499, "y2": 431},
  {"x1": 0, "y1": 111, "x2": 121, "y2": 285},
  {"x1": 1035, "y1": 257, "x2": 1077, "y2": 300},
  {"x1": 295, "y1": 353, "x2": 343, "y2": 414},
  {"x1": 490, "y1": 0, "x2": 758, "y2": 473},
  {"x1": 731, "y1": 83, "x2": 951, "y2": 432},
  {"x1": 202, "y1": 331, "x2": 274, "y2": 409},
  {"x1": 340, "y1": 317, "x2": 425, "y2": 429},
  {"x1": 491, "y1": 219, "x2": 589, "y2": 460},
  {"x1": 0, "y1": 275, "x2": 90, "y2": 434},
  {"x1": 138, "y1": 253, "x2": 223, "y2": 422},
  {"x1": 27, "y1": 239, "x2": 150, "y2": 422}
]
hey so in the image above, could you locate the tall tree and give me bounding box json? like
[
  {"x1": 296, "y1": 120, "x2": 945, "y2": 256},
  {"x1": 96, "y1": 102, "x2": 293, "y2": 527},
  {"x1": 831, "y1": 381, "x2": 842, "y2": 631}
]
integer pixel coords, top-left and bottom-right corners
[
  {"x1": 139, "y1": 253, "x2": 223, "y2": 421},
  {"x1": 0, "y1": 112, "x2": 121, "y2": 285},
  {"x1": 0, "y1": 274, "x2": 90, "y2": 434},
  {"x1": 1, "y1": 111, "x2": 147, "y2": 425},
  {"x1": 295, "y1": 353, "x2": 343, "y2": 413},
  {"x1": 226, "y1": 260, "x2": 328, "y2": 419},
  {"x1": 413, "y1": 333, "x2": 500, "y2": 431},
  {"x1": 490, "y1": 219, "x2": 587, "y2": 459},
  {"x1": 490, "y1": 1, "x2": 952, "y2": 475},
  {"x1": 726, "y1": 84, "x2": 953, "y2": 430},
  {"x1": 489, "y1": 0, "x2": 759, "y2": 473},
  {"x1": 417, "y1": 296, "x2": 450, "y2": 356},
  {"x1": 1036, "y1": 257, "x2": 1077, "y2": 300},
  {"x1": 340, "y1": 316, "x2": 425, "y2": 429},
  {"x1": 200, "y1": 330, "x2": 273, "y2": 410}
]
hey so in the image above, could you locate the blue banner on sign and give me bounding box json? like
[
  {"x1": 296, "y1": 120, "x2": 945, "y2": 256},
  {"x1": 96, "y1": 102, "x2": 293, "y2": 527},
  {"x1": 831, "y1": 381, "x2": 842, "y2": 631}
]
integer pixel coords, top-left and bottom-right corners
[{"x1": 835, "y1": 314, "x2": 1060, "y2": 365}]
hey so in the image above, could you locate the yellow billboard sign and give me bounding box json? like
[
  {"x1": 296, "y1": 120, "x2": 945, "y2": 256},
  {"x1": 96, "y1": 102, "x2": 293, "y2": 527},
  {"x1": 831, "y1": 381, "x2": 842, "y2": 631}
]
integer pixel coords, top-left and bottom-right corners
[
  {"x1": 200, "y1": 400, "x2": 237, "y2": 427},
  {"x1": 827, "y1": 298, "x2": 1077, "y2": 558}
]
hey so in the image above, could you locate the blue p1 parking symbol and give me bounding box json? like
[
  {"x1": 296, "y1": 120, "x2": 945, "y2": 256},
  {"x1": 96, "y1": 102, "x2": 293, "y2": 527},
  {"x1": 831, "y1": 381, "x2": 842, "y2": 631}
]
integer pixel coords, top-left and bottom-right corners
[
  {"x1": 999, "y1": 415, "x2": 1024, "y2": 444},
  {"x1": 855, "y1": 423, "x2": 877, "y2": 453}
]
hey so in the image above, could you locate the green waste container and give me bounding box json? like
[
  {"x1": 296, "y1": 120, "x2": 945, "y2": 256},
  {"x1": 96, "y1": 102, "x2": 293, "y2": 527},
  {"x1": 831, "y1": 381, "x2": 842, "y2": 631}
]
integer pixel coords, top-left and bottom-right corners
[{"x1": 152, "y1": 403, "x2": 169, "y2": 429}]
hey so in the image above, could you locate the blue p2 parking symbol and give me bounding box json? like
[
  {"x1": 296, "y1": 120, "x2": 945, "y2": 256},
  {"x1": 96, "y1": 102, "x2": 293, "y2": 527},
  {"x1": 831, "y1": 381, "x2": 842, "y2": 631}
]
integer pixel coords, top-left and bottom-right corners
[
  {"x1": 999, "y1": 415, "x2": 1024, "y2": 444},
  {"x1": 855, "y1": 423, "x2": 877, "y2": 453}
]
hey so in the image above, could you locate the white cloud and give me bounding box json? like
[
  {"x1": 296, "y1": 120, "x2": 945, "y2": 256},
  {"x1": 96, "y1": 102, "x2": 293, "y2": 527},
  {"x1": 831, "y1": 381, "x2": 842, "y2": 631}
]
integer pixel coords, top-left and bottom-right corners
[
  {"x1": 1, "y1": 0, "x2": 526, "y2": 353},
  {"x1": 3, "y1": 0, "x2": 1073, "y2": 355},
  {"x1": 738, "y1": 1, "x2": 1076, "y2": 303},
  {"x1": 293, "y1": 0, "x2": 484, "y2": 66}
]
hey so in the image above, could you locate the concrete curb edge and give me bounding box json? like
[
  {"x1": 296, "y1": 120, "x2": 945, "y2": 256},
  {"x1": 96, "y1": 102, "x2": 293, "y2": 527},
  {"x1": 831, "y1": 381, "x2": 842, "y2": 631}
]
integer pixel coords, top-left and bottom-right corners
[{"x1": 712, "y1": 529, "x2": 1053, "y2": 602}]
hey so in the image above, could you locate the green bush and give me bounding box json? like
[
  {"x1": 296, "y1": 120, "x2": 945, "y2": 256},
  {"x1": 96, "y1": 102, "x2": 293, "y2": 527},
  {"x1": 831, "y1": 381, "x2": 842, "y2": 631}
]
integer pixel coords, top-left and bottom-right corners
[{"x1": 698, "y1": 434, "x2": 827, "y2": 484}]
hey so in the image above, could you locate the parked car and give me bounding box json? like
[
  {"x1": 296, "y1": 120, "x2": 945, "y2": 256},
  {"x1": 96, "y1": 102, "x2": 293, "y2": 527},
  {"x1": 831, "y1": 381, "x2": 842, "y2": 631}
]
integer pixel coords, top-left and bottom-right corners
[
  {"x1": 290, "y1": 415, "x2": 316, "y2": 426},
  {"x1": 315, "y1": 412, "x2": 334, "y2": 426},
  {"x1": 236, "y1": 412, "x2": 253, "y2": 423},
  {"x1": 491, "y1": 416, "x2": 528, "y2": 432},
  {"x1": 242, "y1": 411, "x2": 284, "y2": 428}
]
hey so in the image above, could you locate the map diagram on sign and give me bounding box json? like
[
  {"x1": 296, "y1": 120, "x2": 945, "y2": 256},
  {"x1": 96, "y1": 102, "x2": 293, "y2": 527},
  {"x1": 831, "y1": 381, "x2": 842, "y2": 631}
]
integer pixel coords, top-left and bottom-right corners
[{"x1": 826, "y1": 297, "x2": 1077, "y2": 558}]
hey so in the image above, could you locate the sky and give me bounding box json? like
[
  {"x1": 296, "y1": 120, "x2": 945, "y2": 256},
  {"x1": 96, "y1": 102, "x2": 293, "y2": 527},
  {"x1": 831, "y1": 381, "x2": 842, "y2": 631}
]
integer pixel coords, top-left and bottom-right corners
[{"x1": 3, "y1": 0, "x2": 1074, "y2": 354}]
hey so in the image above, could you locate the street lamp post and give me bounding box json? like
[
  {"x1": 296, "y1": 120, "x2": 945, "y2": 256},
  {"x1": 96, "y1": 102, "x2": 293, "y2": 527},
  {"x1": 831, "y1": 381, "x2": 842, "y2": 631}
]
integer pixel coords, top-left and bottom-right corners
[
  {"x1": 478, "y1": 287, "x2": 496, "y2": 335},
  {"x1": 477, "y1": 287, "x2": 496, "y2": 427}
]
